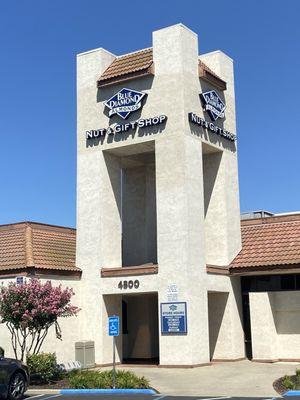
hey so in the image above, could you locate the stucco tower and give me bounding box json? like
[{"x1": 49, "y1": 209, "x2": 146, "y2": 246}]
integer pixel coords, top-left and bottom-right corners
[{"x1": 76, "y1": 24, "x2": 244, "y2": 366}]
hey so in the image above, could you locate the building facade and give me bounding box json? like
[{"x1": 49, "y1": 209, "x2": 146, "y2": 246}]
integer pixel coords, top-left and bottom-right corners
[
  {"x1": 1, "y1": 24, "x2": 300, "y2": 366},
  {"x1": 76, "y1": 23, "x2": 243, "y2": 366}
]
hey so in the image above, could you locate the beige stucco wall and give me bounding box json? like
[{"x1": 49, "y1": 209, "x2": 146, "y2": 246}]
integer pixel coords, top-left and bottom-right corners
[
  {"x1": 200, "y1": 51, "x2": 241, "y2": 267},
  {"x1": 208, "y1": 292, "x2": 230, "y2": 359},
  {"x1": 207, "y1": 275, "x2": 245, "y2": 360},
  {"x1": 122, "y1": 163, "x2": 157, "y2": 266},
  {"x1": 250, "y1": 291, "x2": 300, "y2": 360}
]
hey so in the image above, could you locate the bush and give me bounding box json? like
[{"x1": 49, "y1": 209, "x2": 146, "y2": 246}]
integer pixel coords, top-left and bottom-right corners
[
  {"x1": 281, "y1": 371, "x2": 300, "y2": 392},
  {"x1": 68, "y1": 369, "x2": 150, "y2": 389},
  {"x1": 294, "y1": 370, "x2": 300, "y2": 389},
  {"x1": 0, "y1": 279, "x2": 80, "y2": 361},
  {"x1": 27, "y1": 353, "x2": 63, "y2": 384},
  {"x1": 283, "y1": 375, "x2": 295, "y2": 390},
  {"x1": 0, "y1": 347, "x2": 4, "y2": 357}
]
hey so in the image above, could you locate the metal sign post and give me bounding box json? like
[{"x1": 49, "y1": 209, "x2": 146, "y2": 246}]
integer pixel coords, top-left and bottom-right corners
[
  {"x1": 108, "y1": 316, "x2": 119, "y2": 389},
  {"x1": 112, "y1": 336, "x2": 116, "y2": 388}
]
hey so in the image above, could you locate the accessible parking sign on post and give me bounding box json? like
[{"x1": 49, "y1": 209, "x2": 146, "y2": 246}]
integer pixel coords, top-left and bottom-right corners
[
  {"x1": 161, "y1": 302, "x2": 187, "y2": 334},
  {"x1": 108, "y1": 316, "x2": 119, "y2": 389},
  {"x1": 108, "y1": 316, "x2": 119, "y2": 336}
]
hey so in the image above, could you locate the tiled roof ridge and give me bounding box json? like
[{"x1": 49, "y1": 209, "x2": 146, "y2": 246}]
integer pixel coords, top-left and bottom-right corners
[
  {"x1": 103, "y1": 47, "x2": 220, "y2": 72},
  {"x1": 115, "y1": 47, "x2": 152, "y2": 59},
  {"x1": 243, "y1": 221, "x2": 300, "y2": 231},
  {"x1": 25, "y1": 225, "x2": 34, "y2": 267},
  {"x1": 98, "y1": 48, "x2": 154, "y2": 85},
  {"x1": 0, "y1": 221, "x2": 75, "y2": 232},
  {"x1": 0, "y1": 221, "x2": 79, "y2": 276},
  {"x1": 241, "y1": 213, "x2": 300, "y2": 227},
  {"x1": 98, "y1": 47, "x2": 226, "y2": 89},
  {"x1": 230, "y1": 260, "x2": 300, "y2": 268}
]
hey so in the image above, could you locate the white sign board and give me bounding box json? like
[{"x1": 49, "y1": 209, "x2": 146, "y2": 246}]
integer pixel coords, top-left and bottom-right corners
[{"x1": 167, "y1": 284, "x2": 179, "y2": 302}]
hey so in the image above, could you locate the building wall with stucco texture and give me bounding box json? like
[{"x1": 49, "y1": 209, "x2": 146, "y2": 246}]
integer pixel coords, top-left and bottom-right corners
[
  {"x1": 250, "y1": 291, "x2": 300, "y2": 361},
  {"x1": 76, "y1": 24, "x2": 243, "y2": 366}
]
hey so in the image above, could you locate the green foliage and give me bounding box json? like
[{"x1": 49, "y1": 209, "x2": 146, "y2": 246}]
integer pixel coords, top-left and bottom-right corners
[
  {"x1": 68, "y1": 369, "x2": 149, "y2": 389},
  {"x1": 27, "y1": 352, "x2": 63, "y2": 384},
  {"x1": 295, "y1": 370, "x2": 300, "y2": 389},
  {"x1": 0, "y1": 347, "x2": 4, "y2": 357},
  {"x1": 68, "y1": 370, "x2": 110, "y2": 389},
  {"x1": 283, "y1": 375, "x2": 296, "y2": 390},
  {"x1": 282, "y1": 371, "x2": 300, "y2": 391}
]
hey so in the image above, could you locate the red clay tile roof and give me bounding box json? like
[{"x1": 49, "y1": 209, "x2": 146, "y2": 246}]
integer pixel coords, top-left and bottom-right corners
[
  {"x1": 199, "y1": 60, "x2": 227, "y2": 91},
  {"x1": 97, "y1": 48, "x2": 226, "y2": 89},
  {"x1": 0, "y1": 222, "x2": 80, "y2": 275},
  {"x1": 98, "y1": 48, "x2": 154, "y2": 87},
  {"x1": 230, "y1": 214, "x2": 300, "y2": 272},
  {"x1": 4, "y1": 214, "x2": 300, "y2": 276}
]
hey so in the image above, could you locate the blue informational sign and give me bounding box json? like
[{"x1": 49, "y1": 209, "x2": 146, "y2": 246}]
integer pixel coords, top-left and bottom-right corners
[
  {"x1": 108, "y1": 316, "x2": 119, "y2": 336},
  {"x1": 161, "y1": 302, "x2": 187, "y2": 334}
]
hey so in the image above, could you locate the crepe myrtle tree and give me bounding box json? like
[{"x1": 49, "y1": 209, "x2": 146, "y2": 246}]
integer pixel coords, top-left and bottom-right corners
[{"x1": 0, "y1": 279, "x2": 80, "y2": 361}]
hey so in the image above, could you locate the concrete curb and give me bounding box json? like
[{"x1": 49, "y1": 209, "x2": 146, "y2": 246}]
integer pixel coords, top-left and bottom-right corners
[
  {"x1": 27, "y1": 389, "x2": 61, "y2": 394},
  {"x1": 60, "y1": 389, "x2": 157, "y2": 395}
]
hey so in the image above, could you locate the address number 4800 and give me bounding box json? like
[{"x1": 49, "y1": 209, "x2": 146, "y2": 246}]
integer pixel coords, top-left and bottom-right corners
[{"x1": 118, "y1": 280, "x2": 139, "y2": 290}]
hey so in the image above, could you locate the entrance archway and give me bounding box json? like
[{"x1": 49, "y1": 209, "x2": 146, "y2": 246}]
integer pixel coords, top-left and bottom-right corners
[{"x1": 122, "y1": 292, "x2": 159, "y2": 364}]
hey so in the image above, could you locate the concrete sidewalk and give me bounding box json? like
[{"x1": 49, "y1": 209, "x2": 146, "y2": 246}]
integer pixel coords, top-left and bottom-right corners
[{"x1": 108, "y1": 360, "x2": 299, "y2": 396}]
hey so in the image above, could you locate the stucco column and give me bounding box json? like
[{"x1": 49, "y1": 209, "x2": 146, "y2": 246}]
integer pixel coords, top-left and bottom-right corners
[
  {"x1": 156, "y1": 134, "x2": 209, "y2": 365},
  {"x1": 152, "y1": 24, "x2": 210, "y2": 365},
  {"x1": 76, "y1": 48, "x2": 122, "y2": 362},
  {"x1": 199, "y1": 51, "x2": 241, "y2": 266}
]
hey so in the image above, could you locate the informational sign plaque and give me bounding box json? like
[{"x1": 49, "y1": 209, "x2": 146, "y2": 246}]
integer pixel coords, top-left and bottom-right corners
[
  {"x1": 160, "y1": 302, "x2": 187, "y2": 334},
  {"x1": 166, "y1": 284, "x2": 179, "y2": 302}
]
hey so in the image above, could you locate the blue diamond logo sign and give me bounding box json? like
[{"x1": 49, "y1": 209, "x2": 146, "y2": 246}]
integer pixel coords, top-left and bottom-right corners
[
  {"x1": 200, "y1": 90, "x2": 226, "y2": 122},
  {"x1": 104, "y1": 87, "x2": 147, "y2": 120}
]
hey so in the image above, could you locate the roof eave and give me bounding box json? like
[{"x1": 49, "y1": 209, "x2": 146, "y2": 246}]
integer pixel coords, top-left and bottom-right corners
[
  {"x1": 229, "y1": 263, "x2": 300, "y2": 276},
  {"x1": 199, "y1": 68, "x2": 227, "y2": 91},
  {"x1": 206, "y1": 264, "x2": 230, "y2": 275},
  {"x1": 0, "y1": 265, "x2": 82, "y2": 278},
  {"x1": 97, "y1": 64, "x2": 154, "y2": 88}
]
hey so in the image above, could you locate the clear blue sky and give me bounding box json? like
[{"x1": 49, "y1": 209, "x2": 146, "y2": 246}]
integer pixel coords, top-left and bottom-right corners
[{"x1": 0, "y1": 0, "x2": 299, "y2": 228}]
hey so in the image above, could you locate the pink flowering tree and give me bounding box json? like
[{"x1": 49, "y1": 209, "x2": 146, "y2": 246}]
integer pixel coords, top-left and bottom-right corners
[{"x1": 0, "y1": 279, "x2": 80, "y2": 361}]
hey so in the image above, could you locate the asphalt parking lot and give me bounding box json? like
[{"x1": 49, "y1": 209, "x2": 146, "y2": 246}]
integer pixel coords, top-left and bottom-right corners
[{"x1": 24, "y1": 394, "x2": 284, "y2": 400}]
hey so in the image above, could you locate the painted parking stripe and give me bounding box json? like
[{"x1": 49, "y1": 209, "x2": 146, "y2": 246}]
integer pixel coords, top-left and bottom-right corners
[
  {"x1": 197, "y1": 397, "x2": 231, "y2": 400},
  {"x1": 153, "y1": 395, "x2": 166, "y2": 400},
  {"x1": 60, "y1": 389, "x2": 157, "y2": 395},
  {"x1": 39, "y1": 395, "x2": 61, "y2": 400},
  {"x1": 26, "y1": 395, "x2": 45, "y2": 400}
]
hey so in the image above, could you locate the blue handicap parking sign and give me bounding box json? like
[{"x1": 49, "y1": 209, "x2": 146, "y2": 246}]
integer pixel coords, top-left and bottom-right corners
[{"x1": 108, "y1": 316, "x2": 119, "y2": 336}]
